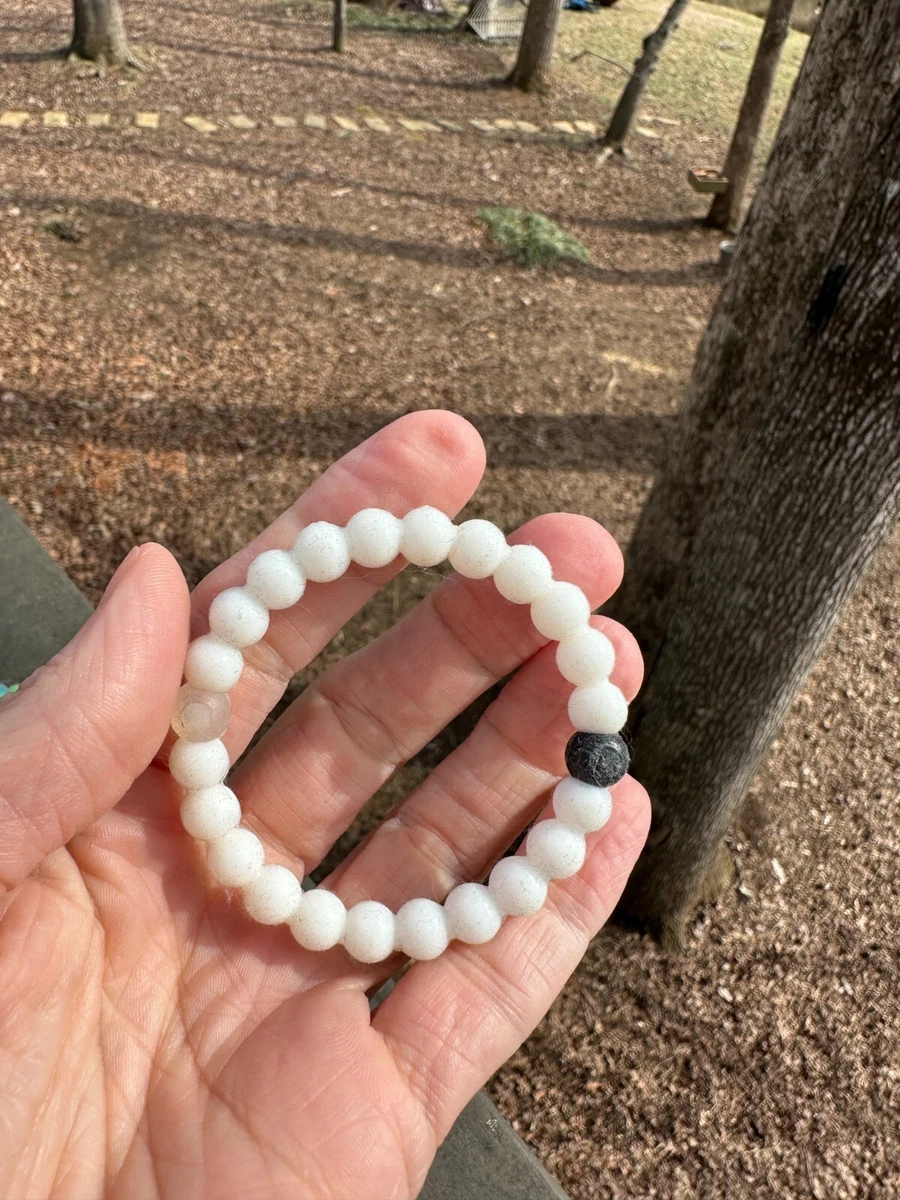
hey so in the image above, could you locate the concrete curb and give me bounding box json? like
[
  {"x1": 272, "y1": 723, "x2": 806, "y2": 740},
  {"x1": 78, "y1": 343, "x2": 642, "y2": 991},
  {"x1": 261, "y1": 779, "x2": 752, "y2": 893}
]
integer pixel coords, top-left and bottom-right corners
[{"x1": 0, "y1": 498, "x2": 92, "y2": 683}]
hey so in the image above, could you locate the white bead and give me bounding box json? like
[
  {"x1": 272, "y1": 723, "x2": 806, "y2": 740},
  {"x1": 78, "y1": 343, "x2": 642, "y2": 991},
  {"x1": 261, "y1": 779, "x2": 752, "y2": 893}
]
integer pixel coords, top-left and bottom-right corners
[
  {"x1": 345, "y1": 508, "x2": 402, "y2": 569},
  {"x1": 492, "y1": 544, "x2": 554, "y2": 604},
  {"x1": 556, "y1": 626, "x2": 616, "y2": 687},
  {"x1": 443, "y1": 883, "x2": 503, "y2": 945},
  {"x1": 525, "y1": 819, "x2": 587, "y2": 880},
  {"x1": 342, "y1": 900, "x2": 396, "y2": 964},
  {"x1": 242, "y1": 865, "x2": 303, "y2": 925},
  {"x1": 488, "y1": 857, "x2": 548, "y2": 916},
  {"x1": 184, "y1": 634, "x2": 244, "y2": 693},
  {"x1": 180, "y1": 784, "x2": 242, "y2": 841},
  {"x1": 395, "y1": 898, "x2": 450, "y2": 960},
  {"x1": 531, "y1": 582, "x2": 592, "y2": 641},
  {"x1": 171, "y1": 685, "x2": 231, "y2": 742},
  {"x1": 449, "y1": 519, "x2": 510, "y2": 579},
  {"x1": 207, "y1": 828, "x2": 265, "y2": 888},
  {"x1": 292, "y1": 522, "x2": 350, "y2": 583},
  {"x1": 400, "y1": 506, "x2": 458, "y2": 567},
  {"x1": 208, "y1": 586, "x2": 270, "y2": 648},
  {"x1": 552, "y1": 777, "x2": 612, "y2": 833},
  {"x1": 568, "y1": 680, "x2": 629, "y2": 734},
  {"x1": 246, "y1": 549, "x2": 306, "y2": 610},
  {"x1": 290, "y1": 889, "x2": 347, "y2": 951},
  {"x1": 169, "y1": 738, "x2": 231, "y2": 790}
]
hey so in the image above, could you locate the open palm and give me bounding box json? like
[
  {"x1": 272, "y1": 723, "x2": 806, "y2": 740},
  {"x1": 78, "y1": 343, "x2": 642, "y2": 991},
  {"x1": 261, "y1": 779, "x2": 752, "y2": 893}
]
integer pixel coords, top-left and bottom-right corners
[{"x1": 0, "y1": 412, "x2": 649, "y2": 1200}]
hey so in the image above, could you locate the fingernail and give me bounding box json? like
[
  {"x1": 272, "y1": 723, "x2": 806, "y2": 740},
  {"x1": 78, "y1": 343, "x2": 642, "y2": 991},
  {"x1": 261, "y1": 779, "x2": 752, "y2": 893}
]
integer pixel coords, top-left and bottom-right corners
[{"x1": 98, "y1": 545, "x2": 143, "y2": 608}]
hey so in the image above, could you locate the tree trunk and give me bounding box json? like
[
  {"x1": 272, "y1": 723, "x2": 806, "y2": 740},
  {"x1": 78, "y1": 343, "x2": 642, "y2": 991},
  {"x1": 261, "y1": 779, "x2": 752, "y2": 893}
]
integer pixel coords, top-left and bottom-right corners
[
  {"x1": 70, "y1": 0, "x2": 131, "y2": 66},
  {"x1": 707, "y1": 0, "x2": 796, "y2": 232},
  {"x1": 506, "y1": 0, "x2": 563, "y2": 94},
  {"x1": 608, "y1": 0, "x2": 900, "y2": 947},
  {"x1": 333, "y1": 0, "x2": 347, "y2": 52},
  {"x1": 600, "y1": 0, "x2": 690, "y2": 151}
]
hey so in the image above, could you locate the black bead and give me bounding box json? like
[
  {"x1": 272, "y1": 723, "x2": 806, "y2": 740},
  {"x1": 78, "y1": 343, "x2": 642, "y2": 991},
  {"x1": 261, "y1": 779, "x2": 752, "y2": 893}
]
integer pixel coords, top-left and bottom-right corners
[{"x1": 565, "y1": 732, "x2": 630, "y2": 788}]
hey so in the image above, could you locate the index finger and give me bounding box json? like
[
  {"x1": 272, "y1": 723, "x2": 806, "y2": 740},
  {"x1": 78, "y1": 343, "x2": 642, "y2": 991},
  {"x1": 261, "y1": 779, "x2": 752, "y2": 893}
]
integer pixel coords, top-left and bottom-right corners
[{"x1": 187, "y1": 410, "x2": 487, "y2": 759}]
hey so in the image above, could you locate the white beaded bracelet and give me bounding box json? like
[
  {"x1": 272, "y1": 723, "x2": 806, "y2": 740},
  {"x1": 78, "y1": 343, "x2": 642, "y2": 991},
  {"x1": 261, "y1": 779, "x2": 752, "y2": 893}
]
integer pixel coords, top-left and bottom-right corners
[{"x1": 169, "y1": 507, "x2": 630, "y2": 964}]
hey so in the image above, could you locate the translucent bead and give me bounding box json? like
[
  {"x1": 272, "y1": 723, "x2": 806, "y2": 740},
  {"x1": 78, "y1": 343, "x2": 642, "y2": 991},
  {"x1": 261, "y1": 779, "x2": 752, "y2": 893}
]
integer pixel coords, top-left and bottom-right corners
[
  {"x1": 568, "y1": 680, "x2": 629, "y2": 735},
  {"x1": 180, "y1": 783, "x2": 242, "y2": 841},
  {"x1": 492, "y1": 544, "x2": 554, "y2": 604},
  {"x1": 207, "y1": 828, "x2": 265, "y2": 888},
  {"x1": 345, "y1": 508, "x2": 402, "y2": 569},
  {"x1": 552, "y1": 777, "x2": 612, "y2": 833},
  {"x1": 290, "y1": 889, "x2": 347, "y2": 951},
  {"x1": 208, "y1": 586, "x2": 270, "y2": 649},
  {"x1": 531, "y1": 582, "x2": 592, "y2": 641},
  {"x1": 184, "y1": 634, "x2": 244, "y2": 693},
  {"x1": 293, "y1": 522, "x2": 351, "y2": 583},
  {"x1": 525, "y1": 819, "x2": 587, "y2": 880},
  {"x1": 556, "y1": 626, "x2": 616, "y2": 687},
  {"x1": 395, "y1": 898, "x2": 449, "y2": 961},
  {"x1": 246, "y1": 549, "x2": 306, "y2": 610},
  {"x1": 400, "y1": 506, "x2": 458, "y2": 567},
  {"x1": 342, "y1": 900, "x2": 396, "y2": 964},
  {"x1": 443, "y1": 882, "x2": 503, "y2": 945},
  {"x1": 243, "y1": 865, "x2": 303, "y2": 925},
  {"x1": 449, "y1": 519, "x2": 510, "y2": 579},
  {"x1": 169, "y1": 738, "x2": 231, "y2": 790},
  {"x1": 488, "y1": 857, "x2": 548, "y2": 916},
  {"x1": 171, "y1": 685, "x2": 232, "y2": 742}
]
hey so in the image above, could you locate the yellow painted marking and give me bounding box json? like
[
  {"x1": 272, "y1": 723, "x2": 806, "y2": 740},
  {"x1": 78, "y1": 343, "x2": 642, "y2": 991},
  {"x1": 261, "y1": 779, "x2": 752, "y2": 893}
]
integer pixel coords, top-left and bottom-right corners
[{"x1": 183, "y1": 115, "x2": 217, "y2": 133}]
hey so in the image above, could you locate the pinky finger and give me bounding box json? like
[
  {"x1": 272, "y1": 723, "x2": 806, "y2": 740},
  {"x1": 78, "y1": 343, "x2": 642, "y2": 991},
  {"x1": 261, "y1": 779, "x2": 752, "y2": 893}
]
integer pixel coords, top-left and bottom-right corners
[{"x1": 372, "y1": 774, "x2": 650, "y2": 1143}]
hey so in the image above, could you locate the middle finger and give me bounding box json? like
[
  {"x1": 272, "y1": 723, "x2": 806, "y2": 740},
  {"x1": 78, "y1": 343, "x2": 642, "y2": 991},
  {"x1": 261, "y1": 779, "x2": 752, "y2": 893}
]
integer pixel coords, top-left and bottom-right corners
[{"x1": 230, "y1": 513, "x2": 625, "y2": 869}]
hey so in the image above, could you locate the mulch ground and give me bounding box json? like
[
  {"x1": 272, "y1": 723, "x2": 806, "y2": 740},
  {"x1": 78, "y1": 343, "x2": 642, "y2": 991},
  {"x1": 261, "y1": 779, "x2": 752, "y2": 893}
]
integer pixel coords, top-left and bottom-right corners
[{"x1": 2, "y1": 3, "x2": 898, "y2": 1197}]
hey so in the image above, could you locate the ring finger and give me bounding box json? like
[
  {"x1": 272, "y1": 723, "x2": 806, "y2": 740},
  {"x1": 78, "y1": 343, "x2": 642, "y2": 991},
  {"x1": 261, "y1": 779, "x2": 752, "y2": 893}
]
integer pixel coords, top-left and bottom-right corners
[{"x1": 230, "y1": 514, "x2": 627, "y2": 872}]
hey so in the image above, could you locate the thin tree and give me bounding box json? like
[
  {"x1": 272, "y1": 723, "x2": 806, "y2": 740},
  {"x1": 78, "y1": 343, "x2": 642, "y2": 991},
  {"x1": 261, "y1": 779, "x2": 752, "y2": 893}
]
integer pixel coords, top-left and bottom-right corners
[
  {"x1": 607, "y1": 0, "x2": 900, "y2": 946},
  {"x1": 333, "y1": 0, "x2": 347, "y2": 52},
  {"x1": 706, "y1": 0, "x2": 796, "y2": 232},
  {"x1": 69, "y1": 0, "x2": 134, "y2": 68},
  {"x1": 506, "y1": 0, "x2": 564, "y2": 94},
  {"x1": 599, "y1": 0, "x2": 690, "y2": 152}
]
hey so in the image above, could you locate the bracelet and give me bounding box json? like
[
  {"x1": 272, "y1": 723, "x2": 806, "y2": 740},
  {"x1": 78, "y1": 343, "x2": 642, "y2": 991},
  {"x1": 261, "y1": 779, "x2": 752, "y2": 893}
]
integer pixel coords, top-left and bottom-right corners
[{"x1": 169, "y1": 508, "x2": 630, "y2": 963}]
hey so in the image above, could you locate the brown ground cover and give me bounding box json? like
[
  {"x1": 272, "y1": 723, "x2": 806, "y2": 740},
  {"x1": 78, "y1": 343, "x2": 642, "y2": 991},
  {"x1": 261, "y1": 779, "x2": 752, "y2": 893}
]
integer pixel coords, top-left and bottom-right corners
[{"x1": 1, "y1": 2, "x2": 898, "y2": 1197}]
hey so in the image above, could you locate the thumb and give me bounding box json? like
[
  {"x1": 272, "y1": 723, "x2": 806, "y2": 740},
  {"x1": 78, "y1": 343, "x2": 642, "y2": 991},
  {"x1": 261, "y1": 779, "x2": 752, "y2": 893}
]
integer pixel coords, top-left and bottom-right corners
[{"x1": 0, "y1": 543, "x2": 190, "y2": 894}]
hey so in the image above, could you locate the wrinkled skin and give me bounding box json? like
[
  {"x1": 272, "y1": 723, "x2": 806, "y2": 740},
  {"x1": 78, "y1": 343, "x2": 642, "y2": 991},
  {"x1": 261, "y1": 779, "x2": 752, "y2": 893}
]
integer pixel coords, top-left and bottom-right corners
[{"x1": 0, "y1": 412, "x2": 649, "y2": 1199}]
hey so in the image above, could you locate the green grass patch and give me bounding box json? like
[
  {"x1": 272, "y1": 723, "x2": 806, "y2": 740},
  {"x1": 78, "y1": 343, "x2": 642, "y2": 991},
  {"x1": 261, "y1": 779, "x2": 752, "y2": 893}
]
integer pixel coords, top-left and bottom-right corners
[
  {"x1": 478, "y1": 207, "x2": 591, "y2": 269},
  {"x1": 277, "y1": 0, "x2": 457, "y2": 34},
  {"x1": 701, "y1": 0, "x2": 819, "y2": 34},
  {"x1": 555, "y1": 0, "x2": 809, "y2": 144},
  {"x1": 346, "y1": 4, "x2": 458, "y2": 33}
]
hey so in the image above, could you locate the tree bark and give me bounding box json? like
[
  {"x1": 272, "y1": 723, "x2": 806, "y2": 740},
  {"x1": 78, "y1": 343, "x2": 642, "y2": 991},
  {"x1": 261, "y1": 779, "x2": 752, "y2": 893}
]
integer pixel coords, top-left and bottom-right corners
[
  {"x1": 333, "y1": 0, "x2": 347, "y2": 52},
  {"x1": 608, "y1": 0, "x2": 900, "y2": 947},
  {"x1": 707, "y1": 0, "x2": 796, "y2": 232},
  {"x1": 506, "y1": 0, "x2": 563, "y2": 94},
  {"x1": 600, "y1": 0, "x2": 690, "y2": 151},
  {"x1": 70, "y1": 0, "x2": 131, "y2": 67}
]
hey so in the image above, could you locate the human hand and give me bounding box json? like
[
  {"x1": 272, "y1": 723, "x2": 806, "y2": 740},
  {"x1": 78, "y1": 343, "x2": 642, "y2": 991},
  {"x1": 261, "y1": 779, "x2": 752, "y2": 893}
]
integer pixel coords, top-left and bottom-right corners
[{"x1": 0, "y1": 411, "x2": 649, "y2": 1199}]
